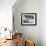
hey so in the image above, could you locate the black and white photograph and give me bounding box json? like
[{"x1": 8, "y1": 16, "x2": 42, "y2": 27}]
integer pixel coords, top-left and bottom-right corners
[{"x1": 21, "y1": 13, "x2": 37, "y2": 25}]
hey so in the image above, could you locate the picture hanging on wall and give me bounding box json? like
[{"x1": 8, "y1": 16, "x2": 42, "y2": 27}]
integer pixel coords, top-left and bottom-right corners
[{"x1": 21, "y1": 13, "x2": 37, "y2": 26}]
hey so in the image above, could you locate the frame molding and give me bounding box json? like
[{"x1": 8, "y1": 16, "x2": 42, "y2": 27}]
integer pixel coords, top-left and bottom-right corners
[{"x1": 21, "y1": 13, "x2": 37, "y2": 26}]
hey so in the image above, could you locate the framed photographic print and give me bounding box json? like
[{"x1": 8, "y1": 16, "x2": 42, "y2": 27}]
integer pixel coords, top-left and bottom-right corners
[{"x1": 21, "y1": 13, "x2": 37, "y2": 26}]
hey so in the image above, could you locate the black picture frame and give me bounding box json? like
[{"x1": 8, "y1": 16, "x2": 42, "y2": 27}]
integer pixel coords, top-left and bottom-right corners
[{"x1": 21, "y1": 13, "x2": 37, "y2": 26}]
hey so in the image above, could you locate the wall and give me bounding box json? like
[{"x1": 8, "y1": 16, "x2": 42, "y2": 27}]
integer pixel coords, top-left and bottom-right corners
[
  {"x1": 13, "y1": 0, "x2": 41, "y2": 46},
  {"x1": 0, "y1": 0, "x2": 16, "y2": 30},
  {"x1": 41, "y1": 0, "x2": 46, "y2": 46}
]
